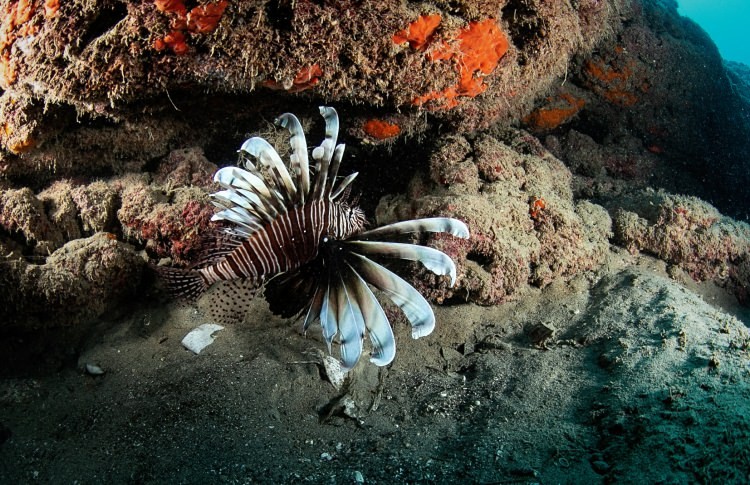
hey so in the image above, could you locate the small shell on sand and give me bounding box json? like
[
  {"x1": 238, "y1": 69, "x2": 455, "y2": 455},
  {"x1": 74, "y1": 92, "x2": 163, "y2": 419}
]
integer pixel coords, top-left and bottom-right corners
[
  {"x1": 322, "y1": 355, "x2": 348, "y2": 390},
  {"x1": 181, "y1": 323, "x2": 225, "y2": 354},
  {"x1": 85, "y1": 363, "x2": 105, "y2": 375}
]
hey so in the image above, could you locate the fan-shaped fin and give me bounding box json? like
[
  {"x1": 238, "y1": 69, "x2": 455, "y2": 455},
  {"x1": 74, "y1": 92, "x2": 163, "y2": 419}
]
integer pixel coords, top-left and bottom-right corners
[
  {"x1": 234, "y1": 188, "x2": 278, "y2": 221},
  {"x1": 211, "y1": 206, "x2": 264, "y2": 233},
  {"x1": 345, "y1": 240, "x2": 458, "y2": 286},
  {"x1": 356, "y1": 217, "x2": 470, "y2": 240},
  {"x1": 264, "y1": 257, "x2": 324, "y2": 318},
  {"x1": 303, "y1": 285, "x2": 324, "y2": 332},
  {"x1": 190, "y1": 229, "x2": 246, "y2": 269},
  {"x1": 191, "y1": 229, "x2": 246, "y2": 269},
  {"x1": 240, "y1": 137, "x2": 297, "y2": 202},
  {"x1": 198, "y1": 278, "x2": 259, "y2": 325},
  {"x1": 211, "y1": 189, "x2": 255, "y2": 211},
  {"x1": 319, "y1": 279, "x2": 337, "y2": 351},
  {"x1": 232, "y1": 162, "x2": 288, "y2": 214},
  {"x1": 343, "y1": 262, "x2": 396, "y2": 366},
  {"x1": 275, "y1": 113, "x2": 310, "y2": 201},
  {"x1": 213, "y1": 167, "x2": 281, "y2": 221},
  {"x1": 214, "y1": 166, "x2": 274, "y2": 202},
  {"x1": 336, "y1": 271, "x2": 365, "y2": 370},
  {"x1": 156, "y1": 265, "x2": 208, "y2": 302},
  {"x1": 346, "y1": 253, "x2": 435, "y2": 339}
]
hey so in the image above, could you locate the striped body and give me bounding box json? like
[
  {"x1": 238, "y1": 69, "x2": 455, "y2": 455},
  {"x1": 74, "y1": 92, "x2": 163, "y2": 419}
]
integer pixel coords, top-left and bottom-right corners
[{"x1": 199, "y1": 200, "x2": 365, "y2": 286}]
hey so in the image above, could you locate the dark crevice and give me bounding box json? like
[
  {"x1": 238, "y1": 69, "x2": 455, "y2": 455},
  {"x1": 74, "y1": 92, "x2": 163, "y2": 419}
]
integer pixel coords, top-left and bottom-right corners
[
  {"x1": 265, "y1": 0, "x2": 295, "y2": 32},
  {"x1": 466, "y1": 251, "x2": 492, "y2": 267},
  {"x1": 78, "y1": 2, "x2": 128, "y2": 52},
  {"x1": 501, "y1": 0, "x2": 544, "y2": 65}
]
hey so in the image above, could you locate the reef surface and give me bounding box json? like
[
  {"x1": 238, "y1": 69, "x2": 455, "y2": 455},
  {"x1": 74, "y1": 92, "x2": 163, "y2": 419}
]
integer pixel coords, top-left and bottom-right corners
[{"x1": 1, "y1": 0, "x2": 749, "y2": 482}]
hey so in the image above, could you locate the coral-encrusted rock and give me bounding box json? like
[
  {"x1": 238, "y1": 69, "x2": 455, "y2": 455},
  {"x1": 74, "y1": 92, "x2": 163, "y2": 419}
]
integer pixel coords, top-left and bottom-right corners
[
  {"x1": 0, "y1": 143, "x2": 222, "y2": 370},
  {"x1": 0, "y1": 0, "x2": 629, "y2": 183},
  {"x1": 154, "y1": 147, "x2": 217, "y2": 189},
  {"x1": 0, "y1": 187, "x2": 64, "y2": 255},
  {"x1": 531, "y1": 1, "x2": 750, "y2": 219},
  {"x1": 377, "y1": 128, "x2": 612, "y2": 305},
  {"x1": 0, "y1": 232, "x2": 144, "y2": 330},
  {"x1": 117, "y1": 180, "x2": 214, "y2": 264},
  {"x1": 70, "y1": 181, "x2": 118, "y2": 234},
  {"x1": 1, "y1": 146, "x2": 217, "y2": 273},
  {"x1": 613, "y1": 189, "x2": 750, "y2": 303},
  {"x1": 38, "y1": 179, "x2": 119, "y2": 239},
  {"x1": 38, "y1": 180, "x2": 83, "y2": 241}
]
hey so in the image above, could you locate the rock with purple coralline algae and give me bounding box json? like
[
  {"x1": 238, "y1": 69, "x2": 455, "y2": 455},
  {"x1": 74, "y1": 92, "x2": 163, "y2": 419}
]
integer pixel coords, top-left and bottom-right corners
[
  {"x1": 1, "y1": 145, "x2": 217, "y2": 273},
  {"x1": 612, "y1": 189, "x2": 750, "y2": 304},
  {"x1": 376, "y1": 128, "x2": 612, "y2": 305},
  {"x1": 0, "y1": 232, "x2": 144, "y2": 330}
]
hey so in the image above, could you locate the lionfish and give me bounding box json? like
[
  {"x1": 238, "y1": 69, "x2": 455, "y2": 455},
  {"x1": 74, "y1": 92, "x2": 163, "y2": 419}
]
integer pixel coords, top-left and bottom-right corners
[{"x1": 159, "y1": 107, "x2": 469, "y2": 369}]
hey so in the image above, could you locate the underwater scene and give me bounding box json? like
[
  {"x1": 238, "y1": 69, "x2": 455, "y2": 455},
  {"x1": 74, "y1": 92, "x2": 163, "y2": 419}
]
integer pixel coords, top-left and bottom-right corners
[{"x1": 1, "y1": 0, "x2": 749, "y2": 483}]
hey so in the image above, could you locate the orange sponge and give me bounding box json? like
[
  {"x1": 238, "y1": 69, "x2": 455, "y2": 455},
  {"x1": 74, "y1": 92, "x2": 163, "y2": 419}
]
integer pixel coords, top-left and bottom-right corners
[
  {"x1": 392, "y1": 14, "x2": 441, "y2": 51},
  {"x1": 363, "y1": 119, "x2": 401, "y2": 140},
  {"x1": 414, "y1": 19, "x2": 509, "y2": 109}
]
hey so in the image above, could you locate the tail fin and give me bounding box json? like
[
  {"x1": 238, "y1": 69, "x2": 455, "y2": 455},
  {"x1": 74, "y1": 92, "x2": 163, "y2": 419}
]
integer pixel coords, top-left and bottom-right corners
[{"x1": 155, "y1": 265, "x2": 209, "y2": 302}]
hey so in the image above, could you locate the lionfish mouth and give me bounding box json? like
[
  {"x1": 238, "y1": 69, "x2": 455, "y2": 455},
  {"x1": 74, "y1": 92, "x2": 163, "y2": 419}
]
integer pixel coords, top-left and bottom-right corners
[{"x1": 159, "y1": 107, "x2": 470, "y2": 369}]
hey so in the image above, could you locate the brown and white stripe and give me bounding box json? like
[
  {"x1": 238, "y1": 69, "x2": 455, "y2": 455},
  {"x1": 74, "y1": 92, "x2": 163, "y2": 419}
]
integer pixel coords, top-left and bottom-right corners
[{"x1": 197, "y1": 200, "x2": 364, "y2": 286}]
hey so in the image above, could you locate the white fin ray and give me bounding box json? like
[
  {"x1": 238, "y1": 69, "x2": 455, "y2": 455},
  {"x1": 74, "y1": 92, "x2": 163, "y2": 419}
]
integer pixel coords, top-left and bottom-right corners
[
  {"x1": 211, "y1": 189, "x2": 275, "y2": 223},
  {"x1": 211, "y1": 189, "x2": 254, "y2": 211},
  {"x1": 209, "y1": 202, "x2": 264, "y2": 228},
  {"x1": 275, "y1": 113, "x2": 310, "y2": 201},
  {"x1": 213, "y1": 166, "x2": 284, "y2": 222},
  {"x1": 315, "y1": 106, "x2": 340, "y2": 164},
  {"x1": 345, "y1": 240, "x2": 458, "y2": 286},
  {"x1": 325, "y1": 143, "x2": 346, "y2": 198},
  {"x1": 211, "y1": 186, "x2": 277, "y2": 224},
  {"x1": 331, "y1": 172, "x2": 358, "y2": 200},
  {"x1": 343, "y1": 262, "x2": 396, "y2": 366},
  {"x1": 346, "y1": 252, "x2": 435, "y2": 339},
  {"x1": 336, "y1": 271, "x2": 365, "y2": 370},
  {"x1": 234, "y1": 188, "x2": 278, "y2": 222},
  {"x1": 240, "y1": 137, "x2": 297, "y2": 203},
  {"x1": 233, "y1": 162, "x2": 288, "y2": 213},
  {"x1": 311, "y1": 106, "x2": 339, "y2": 200},
  {"x1": 319, "y1": 279, "x2": 337, "y2": 351},
  {"x1": 214, "y1": 166, "x2": 274, "y2": 201},
  {"x1": 356, "y1": 217, "x2": 470, "y2": 240},
  {"x1": 311, "y1": 148, "x2": 330, "y2": 201},
  {"x1": 211, "y1": 207, "x2": 264, "y2": 233}
]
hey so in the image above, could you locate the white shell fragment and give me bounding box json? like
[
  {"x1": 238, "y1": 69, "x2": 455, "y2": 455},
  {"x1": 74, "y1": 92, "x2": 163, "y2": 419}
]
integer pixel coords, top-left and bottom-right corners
[
  {"x1": 85, "y1": 363, "x2": 105, "y2": 375},
  {"x1": 322, "y1": 354, "x2": 348, "y2": 390},
  {"x1": 181, "y1": 323, "x2": 225, "y2": 354},
  {"x1": 354, "y1": 470, "x2": 365, "y2": 484}
]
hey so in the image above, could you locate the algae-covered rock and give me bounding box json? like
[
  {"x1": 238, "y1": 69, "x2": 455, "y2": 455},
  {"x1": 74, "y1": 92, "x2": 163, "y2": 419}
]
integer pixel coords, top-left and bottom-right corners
[
  {"x1": 0, "y1": 0, "x2": 629, "y2": 183},
  {"x1": 377, "y1": 127, "x2": 612, "y2": 305},
  {"x1": 612, "y1": 189, "x2": 750, "y2": 303},
  {"x1": 0, "y1": 232, "x2": 144, "y2": 330}
]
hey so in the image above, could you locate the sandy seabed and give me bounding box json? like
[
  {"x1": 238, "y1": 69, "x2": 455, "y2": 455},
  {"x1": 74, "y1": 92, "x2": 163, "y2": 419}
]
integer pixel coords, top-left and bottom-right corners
[{"x1": 1, "y1": 247, "x2": 749, "y2": 484}]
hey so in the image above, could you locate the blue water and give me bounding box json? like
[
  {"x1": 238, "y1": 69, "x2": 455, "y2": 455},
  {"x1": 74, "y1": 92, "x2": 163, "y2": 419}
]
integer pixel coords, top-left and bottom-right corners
[{"x1": 678, "y1": 0, "x2": 750, "y2": 65}]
